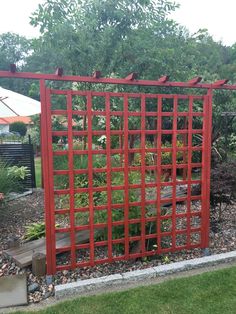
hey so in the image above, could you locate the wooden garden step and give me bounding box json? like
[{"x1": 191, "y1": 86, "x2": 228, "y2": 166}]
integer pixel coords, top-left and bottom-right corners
[{"x1": 4, "y1": 230, "x2": 91, "y2": 268}]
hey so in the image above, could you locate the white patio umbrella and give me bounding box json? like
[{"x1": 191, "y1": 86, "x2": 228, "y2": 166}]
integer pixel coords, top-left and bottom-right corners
[{"x1": 0, "y1": 86, "x2": 41, "y2": 117}]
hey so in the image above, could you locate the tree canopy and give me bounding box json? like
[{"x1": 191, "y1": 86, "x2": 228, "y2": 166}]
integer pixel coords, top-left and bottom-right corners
[{"x1": 1, "y1": 0, "x2": 236, "y2": 159}]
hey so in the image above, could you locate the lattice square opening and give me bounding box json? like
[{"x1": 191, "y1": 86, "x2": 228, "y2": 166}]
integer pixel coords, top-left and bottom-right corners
[
  {"x1": 92, "y1": 96, "x2": 105, "y2": 111},
  {"x1": 51, "y1": 93, "x2": 67, "y2": 110},
  {"x1": 72, "y1": 95, "x2": 87, "y2": 111},
  {"x1": 53, "y1": 174, "x2": 69, "y2": 190}
]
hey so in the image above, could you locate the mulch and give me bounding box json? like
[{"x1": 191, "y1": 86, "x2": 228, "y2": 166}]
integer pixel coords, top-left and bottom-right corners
[{"x1": 0, "y1": 189, "x2": 236, "y2": 304}]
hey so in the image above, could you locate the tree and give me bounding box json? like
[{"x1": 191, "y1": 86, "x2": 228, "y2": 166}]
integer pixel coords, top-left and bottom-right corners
[
  {"x1": 26, "y1": 0, "x2": 236, "y2": 162},
  {"x1": 27, "y1": 0, "x2": 179, "y2": 77},
  {"x1": 0, "y1": 32, "x2": 33, "y2": 94},
  {"x1": 0, "y1": 32, "x2": 31, "y2": 69},
  {"x1": 9, "y1": 122, "x2": 27, "y2": 137}
]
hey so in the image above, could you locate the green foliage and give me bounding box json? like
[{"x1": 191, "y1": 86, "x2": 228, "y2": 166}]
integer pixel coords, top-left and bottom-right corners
[
  {"x1": 7, "y1": 165, "x2": 29, "y2": 180},
  {"x1": 0, "y1": 32, "x2": 32, "y2": 93},
  {"x1": 35, "y1": 157, "x2": 41, "y2": 188},
  {"x1": 23, "y1": 114, "x2": 41, "y2": 151},
  {"x1": 0, "y1": 132, "x2": 21, "y2": 143},
  {"x1": 53, "y1": 154, "x2": 142, "y2": 245},
  {"x1": 0, "y1": 32, "x2": 31, "y2": 67},
  {"x1": 0, "y1": 161, "x2": 18, "y2": 195},
  {"x1": 24, "y1": 222, "x2": 46, "y2": 241},
  {"x1": 0, "y1": 162, "x2": 28, "y2": 196},
  {"x1": 27, "y1": 0, "x2": 181, "y2": 78},
  {"x1": 0, "y1": 0, "x2": 236, "y2": 164},
  {"x1": 24, "y1": 0, "x2": 236, "y2": 164},
  {"x1": 9, "y1": 121, "x2": 27, "y2": 137},
  {"x1": 24, "y1": 221, "x2": 61, "y2": 241}
]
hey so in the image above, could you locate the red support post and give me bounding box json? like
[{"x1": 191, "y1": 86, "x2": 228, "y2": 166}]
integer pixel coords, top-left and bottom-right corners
[
  {"x1": 67, "y1": 91, "x2": 76, "y2": 269},
  {"x1": 123, "y1": 94, "x2": 129, "y2": 258},
  {"x1": 105, "y1": 94, "x2": 112, "y2": 262},
  {"x1": 40, "y1": 80, "x2": 54, "y2": 274},
  {"x1": 87, "y1": 92, "x2": 95, "y2": 265}
]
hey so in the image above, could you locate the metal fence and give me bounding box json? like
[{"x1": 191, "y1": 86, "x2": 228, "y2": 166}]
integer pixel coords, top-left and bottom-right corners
[{"x1": 0, "y1": 141, "x2": 36, "y2": 190}]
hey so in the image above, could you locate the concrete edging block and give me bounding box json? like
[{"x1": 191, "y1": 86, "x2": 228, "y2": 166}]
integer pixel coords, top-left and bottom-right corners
[
  {"x1": 55, "y1": 274, "x2": 123, "y2": 298},
  {"x1": 122, "y1": 267, "x2": 156, "y2": 282},
  {"x1": 55, "y1": 250, "x2": 236, "y2": 299}
]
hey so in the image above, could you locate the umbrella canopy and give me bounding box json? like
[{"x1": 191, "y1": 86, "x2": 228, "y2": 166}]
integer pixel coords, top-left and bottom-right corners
[{"x1": 0, "y1": 86, "x2": 41, "y2": 117}]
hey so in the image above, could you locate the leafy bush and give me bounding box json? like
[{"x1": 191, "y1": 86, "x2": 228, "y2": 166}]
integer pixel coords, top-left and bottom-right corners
[
  {"x1": 0, "y1": 161, "x2": 28, "y2": 197},
  {"x1": 9, "y1": 121, "x2": 27, "y2": 137},
  {"x1": 0, "y1": 161, "x2": 19, "y2": 195},
  {"x1": 7, "y1": 165, "x2": 29, "y2": 180},
  {"x1": 24, "y1": 222, "x2": 46, "y2": 241},
  {"x1": 24, "y1": 222, "x2": 61, "y2": 241},
  {"x1": 210, "y1": 161, "x2": 236, "y2": 221}
]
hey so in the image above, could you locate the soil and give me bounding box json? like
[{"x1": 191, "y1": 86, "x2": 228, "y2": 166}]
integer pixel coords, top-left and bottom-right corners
[{"x1": 0, "y1": 189, "x2": 236, "y2": 304}]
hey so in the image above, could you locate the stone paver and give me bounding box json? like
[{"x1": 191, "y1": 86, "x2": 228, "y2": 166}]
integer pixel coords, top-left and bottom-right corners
[{"x1": 0, "y1": 274, "x2": 27, "y2": 308}]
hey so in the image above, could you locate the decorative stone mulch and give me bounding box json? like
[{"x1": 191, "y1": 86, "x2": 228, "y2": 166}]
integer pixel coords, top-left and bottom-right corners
[{"x1": 0, "y1": 189, "x2": 236, "y2": 304}]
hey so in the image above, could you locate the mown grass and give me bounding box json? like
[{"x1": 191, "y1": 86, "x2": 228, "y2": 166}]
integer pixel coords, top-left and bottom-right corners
[
  {"x1": 15, "y1": 266, "x2": 236, "y2": 314},
  {"x1": 35, "y1": 157, "x2": 41, "y2": 188}
]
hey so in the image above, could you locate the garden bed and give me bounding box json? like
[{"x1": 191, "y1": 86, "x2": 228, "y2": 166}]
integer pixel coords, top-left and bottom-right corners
[{"x1": 0, "y1": 189, "x2": 236, "y2": 304}]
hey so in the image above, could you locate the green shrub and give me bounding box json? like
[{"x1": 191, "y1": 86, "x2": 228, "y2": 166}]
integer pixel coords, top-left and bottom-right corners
[
  {"x1": 24, "y1": 222, "x2": 46, "y2": 241},
  {"x1": 9, "y1": 121, "x2": 27, "y2": 137},
  {"x1": 0, "y1": 161, "x2": 18, "y2": 195},
  {"x1": 210, "y1": 161, "x2": 236, "y2": 221},
  {"x1": 24, "y1": 222, "x2": 61, "y2": 241},
  {"x1": 7, "y1": 165, "x2": 29, "y2": 180},
  {"x1": 0, "y1": 161, "x2": 28, "y2": 196}
]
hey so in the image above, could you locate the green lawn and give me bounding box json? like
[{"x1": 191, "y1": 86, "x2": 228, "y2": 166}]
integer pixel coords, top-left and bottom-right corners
[
  {"x1": 15, "y1": 266, "x2": 236, "y2": 314},
  {"x1": 35, "y1": 157, "x2": 41, "y2": 188}
]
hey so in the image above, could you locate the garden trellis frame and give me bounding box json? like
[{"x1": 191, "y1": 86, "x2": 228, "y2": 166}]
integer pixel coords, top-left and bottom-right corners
[{"x1": 0, "y1": 67, "x2": 234, "y2": 275}]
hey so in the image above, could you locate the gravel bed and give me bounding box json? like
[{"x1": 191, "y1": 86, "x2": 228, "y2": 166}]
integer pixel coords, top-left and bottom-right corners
[{"x1": 0, "y1": 189, "x2": 236, "y2": 304}]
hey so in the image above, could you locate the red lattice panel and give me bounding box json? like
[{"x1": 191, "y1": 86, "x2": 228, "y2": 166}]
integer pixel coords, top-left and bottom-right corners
[{"x1": 41, "y1": 89, "x2": 211, "y2": 274}]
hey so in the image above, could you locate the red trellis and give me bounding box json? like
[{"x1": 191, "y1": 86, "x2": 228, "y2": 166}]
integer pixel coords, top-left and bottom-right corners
[{"x1": 0, "y1": 68, "x2": 234, "y2": 275}]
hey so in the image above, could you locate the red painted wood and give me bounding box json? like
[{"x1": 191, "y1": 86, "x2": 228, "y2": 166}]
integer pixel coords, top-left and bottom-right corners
[
  {"x1": 106, "y1": 94, "x2": 112, "y2": 262},
  {"x1": 34, "y1": 80, "x2": 212, "y2": 273},
  {"x1": 67, "y1": 91, "x2": 76, "y2": 268},
  {"x1": 123, "y1": 94, "x2": 129, "y2": 258},
  {"x1": 87, "y1": 92, "x2": 95, "y2": 265},
  {"x1": 0, "y1": 70, "x2": 233, "y2": 90}
]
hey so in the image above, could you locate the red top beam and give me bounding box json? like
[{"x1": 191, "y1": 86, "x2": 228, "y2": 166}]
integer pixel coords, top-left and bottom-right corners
[{"x1": 0, "y1": 70, "x2": 234, "y2": 90}]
